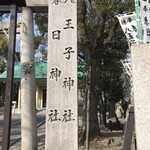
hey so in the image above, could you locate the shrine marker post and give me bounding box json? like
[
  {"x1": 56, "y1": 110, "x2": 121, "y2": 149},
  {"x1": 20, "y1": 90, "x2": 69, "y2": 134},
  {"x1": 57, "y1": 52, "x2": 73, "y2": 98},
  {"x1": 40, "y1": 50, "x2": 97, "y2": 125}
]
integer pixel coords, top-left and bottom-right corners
[{"x1": 46, "y1": 0, "x2": 78, "y2": 149}]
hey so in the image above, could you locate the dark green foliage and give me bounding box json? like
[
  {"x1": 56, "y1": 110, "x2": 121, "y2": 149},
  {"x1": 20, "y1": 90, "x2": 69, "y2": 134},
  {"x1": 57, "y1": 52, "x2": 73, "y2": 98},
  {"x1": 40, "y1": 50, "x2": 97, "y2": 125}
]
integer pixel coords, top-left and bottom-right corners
[
  {"x1": 101, "y1": 47, "x2": 124, "y2": 103},
  {"x1": 0, "y1": 82, "x2": 5, "y2": 107},
  {"x1": 0, "y1": 35, "x2": 8, "y2": 107},
  {"x1": 34, "y1": 13, "x2": 48, "y2": 60},
  {"x1": 34, "y1": 13, "x2": 48, "y2": 34},
  {"x1": 0, "y1": 35, "x2": 8, "y2": 59}
]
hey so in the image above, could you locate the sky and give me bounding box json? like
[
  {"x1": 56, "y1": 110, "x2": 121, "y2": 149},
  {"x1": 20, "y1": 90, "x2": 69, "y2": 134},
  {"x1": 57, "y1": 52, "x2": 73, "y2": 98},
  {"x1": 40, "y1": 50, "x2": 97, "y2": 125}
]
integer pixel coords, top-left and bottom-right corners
[{"x1": 1, "y1": 13, "x2": 43, "y2": 60}]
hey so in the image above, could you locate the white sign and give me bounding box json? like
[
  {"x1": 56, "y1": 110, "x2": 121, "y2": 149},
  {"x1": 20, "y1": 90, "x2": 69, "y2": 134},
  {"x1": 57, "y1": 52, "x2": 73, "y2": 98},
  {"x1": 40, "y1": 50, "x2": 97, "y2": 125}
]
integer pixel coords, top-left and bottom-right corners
[
  {"x1": 121, "y1": 59, "x2": 133, "y2": 101},
  {"x1": 116, "y1": 12, "x2": 138, "y2": 44},
  {"x1": 140, "y1": 0, "x2": 150, "y2": 43},
  {"x1": 46, "y1": 0, "x2": 77, "y2": 150}
]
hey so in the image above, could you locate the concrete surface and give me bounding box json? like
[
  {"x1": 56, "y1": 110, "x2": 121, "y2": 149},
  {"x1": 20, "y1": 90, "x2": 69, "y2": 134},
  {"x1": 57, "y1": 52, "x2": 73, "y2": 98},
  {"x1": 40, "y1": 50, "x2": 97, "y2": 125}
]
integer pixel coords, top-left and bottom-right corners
[
  {"x1": 131, "y1": 44, "x2": 150, "y2": 150},
  {"x1": 0, "y1": 109, "x2": 46, "y2": 149}
]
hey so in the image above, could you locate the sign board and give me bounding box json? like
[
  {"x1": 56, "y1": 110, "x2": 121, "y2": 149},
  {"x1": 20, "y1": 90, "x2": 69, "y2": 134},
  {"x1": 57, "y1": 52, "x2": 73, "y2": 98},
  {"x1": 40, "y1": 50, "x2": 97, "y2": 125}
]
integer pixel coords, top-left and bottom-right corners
[
  {"x1": 140, "y1": 0, "x2": 150, "y2": 43},
  {"x1": 131, "y1": 44, "x2": 150, "y2": 150},
  {"x1": 45, "y1": 0, "x2": 77, "y2": 150},
  {"x1": 116, "y1": 12, "x2": 138, "y2": 44}
]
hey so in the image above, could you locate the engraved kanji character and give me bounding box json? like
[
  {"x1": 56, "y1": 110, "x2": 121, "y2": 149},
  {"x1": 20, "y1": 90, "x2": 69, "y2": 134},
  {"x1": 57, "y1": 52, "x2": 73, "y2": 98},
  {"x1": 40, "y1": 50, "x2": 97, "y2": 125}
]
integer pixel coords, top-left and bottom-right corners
[{"x1": 63, "y1": 47, "x2": 75, "y2": 60}]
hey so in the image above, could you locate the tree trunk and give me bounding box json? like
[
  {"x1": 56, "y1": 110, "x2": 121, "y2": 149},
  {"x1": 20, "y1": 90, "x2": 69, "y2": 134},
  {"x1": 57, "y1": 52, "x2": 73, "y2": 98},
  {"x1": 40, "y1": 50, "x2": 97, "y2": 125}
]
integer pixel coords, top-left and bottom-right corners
[
  {"x1": 89, "y1": 60, "x2": 101, "y2": 138},
  {"x1": 103, "y1": 91, "x2": 107, "y2": 127},
  {"x1": 85, "y1": 76, "x2": 90, "y2": 150}
]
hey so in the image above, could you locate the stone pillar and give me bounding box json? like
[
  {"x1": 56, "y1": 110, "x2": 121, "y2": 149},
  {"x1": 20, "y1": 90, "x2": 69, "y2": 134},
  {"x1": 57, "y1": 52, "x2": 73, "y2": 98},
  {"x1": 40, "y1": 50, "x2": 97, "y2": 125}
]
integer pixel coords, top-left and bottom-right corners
[
  {"x1": 131, "y1": 44, "x2": 150, "y2": 150},
  {"x1": 46, "y1": 1, "x2": 77, "y2": 150},
  {"x1": 122, "y1": 105, "x2": 135, "y2": 150},
  {"x1": 20, "y1": 7, "x2": 37, "y2": 150}
]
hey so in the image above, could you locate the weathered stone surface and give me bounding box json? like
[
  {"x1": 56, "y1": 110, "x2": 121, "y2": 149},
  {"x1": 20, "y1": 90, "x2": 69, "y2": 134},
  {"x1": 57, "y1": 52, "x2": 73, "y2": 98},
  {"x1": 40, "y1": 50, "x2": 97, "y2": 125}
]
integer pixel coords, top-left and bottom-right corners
[
  {"x1": 131, "y1": 44, "x2": 150, "y2": 150},
  {"x1": 122, "y1": 105, "x2": 134, "y2": 150},
  {"x1": 46, "y1": 1, "x2": 77, "y2": 150},
  {"x1": 25, "y1": 0, "x2": 48, "y2": 6}
]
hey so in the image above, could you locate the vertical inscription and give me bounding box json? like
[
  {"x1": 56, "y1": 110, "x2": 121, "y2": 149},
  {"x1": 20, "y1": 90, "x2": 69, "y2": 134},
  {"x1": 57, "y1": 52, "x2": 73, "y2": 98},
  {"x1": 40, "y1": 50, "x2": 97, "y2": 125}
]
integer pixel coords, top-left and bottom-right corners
[{"x1": 46, "y1": 1, "x2": 77, "y2": 150}]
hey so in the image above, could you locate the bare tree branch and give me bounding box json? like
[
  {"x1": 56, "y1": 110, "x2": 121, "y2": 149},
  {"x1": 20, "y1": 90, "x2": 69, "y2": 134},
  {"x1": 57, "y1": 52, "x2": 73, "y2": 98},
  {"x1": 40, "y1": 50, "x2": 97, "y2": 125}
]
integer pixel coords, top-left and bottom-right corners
[{"x1": 105, "y1": 17, "x2": 119, "y2": 44}]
